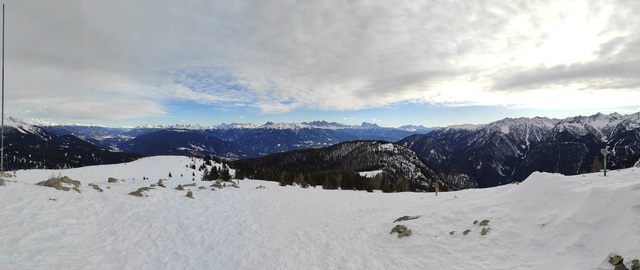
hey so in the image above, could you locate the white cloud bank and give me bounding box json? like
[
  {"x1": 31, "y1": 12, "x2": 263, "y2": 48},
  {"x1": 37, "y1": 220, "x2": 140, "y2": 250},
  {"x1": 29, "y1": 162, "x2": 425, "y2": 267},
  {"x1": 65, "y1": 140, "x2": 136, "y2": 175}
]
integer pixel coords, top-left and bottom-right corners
[{"x1": 4, "y1": 0, "x2": 640, "y2": 121}]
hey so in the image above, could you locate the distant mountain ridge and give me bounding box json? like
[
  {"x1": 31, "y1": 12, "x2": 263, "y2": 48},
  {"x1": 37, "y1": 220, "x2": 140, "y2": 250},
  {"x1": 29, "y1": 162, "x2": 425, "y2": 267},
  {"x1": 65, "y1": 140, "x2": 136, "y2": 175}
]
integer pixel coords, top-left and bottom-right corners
[
  {"x1": 399, "y1": 112, "x2": 640, "y2": 187},
  {"x1": 37, "y1": 120, "x2": 433, "y2": 158},
  {"x1": 2, "y1": 117, "x2": 140, "y2": 170}
]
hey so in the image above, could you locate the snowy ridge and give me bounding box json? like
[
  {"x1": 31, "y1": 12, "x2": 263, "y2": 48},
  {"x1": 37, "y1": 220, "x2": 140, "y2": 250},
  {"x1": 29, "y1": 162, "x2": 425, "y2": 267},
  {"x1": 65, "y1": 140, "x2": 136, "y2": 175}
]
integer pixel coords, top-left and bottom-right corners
[
  {"x1": 258, "y1": 121, "x2": 311, "y2": 130},
  {"x1": 484, "y1": 117, "x2": 557, "y2": 135},
  {"x1": 397, "y1": 124, "x2": 434, "y2": 132},
  {"x1": 553, "y1": 112, "x2": 627, "y2": 139},
  {"x1": 301, "y1": 120, "x2": 351, "y2": 130},
  {"x1": 0, "y1": 156, "x2": 638, "y2": 269},
  {"x1": 134, "y1": 121, "x2": 407, "y2": 131},
  {"x1": 19, "y1": 117, "x2": 64, "y2": 127},
  {"x1": 443, "y1": 123, "x2": 485, "y2": 131},
  {"x1": 3, "y1": 116, "x2": 50, "y2": 138},
  {"x1": 401, "y1": 111, "x2": 640, "y2": 187},
  {"x1": 441, "y1": 112, "x2": 639, "y2": 138},
  {"x1": 217, "y1": 123, "x2": 259, "y2": 129},
  {"x1": 25, "y1": 116, "x2": 428, "y2": 131},
  {"x1": 136, "y1": 123, "x2": 213, "y2": 130}
]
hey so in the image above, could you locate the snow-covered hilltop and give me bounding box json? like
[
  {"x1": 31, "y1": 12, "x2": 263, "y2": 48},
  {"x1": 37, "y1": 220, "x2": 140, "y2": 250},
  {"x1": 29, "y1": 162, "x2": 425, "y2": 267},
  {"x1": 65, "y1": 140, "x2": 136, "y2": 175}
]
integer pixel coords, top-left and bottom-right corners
[
  {"x1": 0, "y1": 156, "x2": 638, "y2": 269},
  {"x1": 234, "y1": 140, "x2": 477, "y2": 191}
]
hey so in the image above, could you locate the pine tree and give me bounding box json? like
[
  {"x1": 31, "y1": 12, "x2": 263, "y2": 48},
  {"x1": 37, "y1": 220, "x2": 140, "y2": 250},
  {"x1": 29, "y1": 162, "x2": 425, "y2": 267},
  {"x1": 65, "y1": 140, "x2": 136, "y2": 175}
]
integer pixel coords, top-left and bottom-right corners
[
  {"x1": 279, "y1": 172, "x2": 287, "y2": 186},
  {"x1": 210, "y1": 167, "x2": 220, "y2": 180},
  {"x1": 201, "y1": 168, "x2": 210, "y2": 181},
  {"x1": 234, "y1": 169, "x2": 245, "y2": 180},
  {"x1": 220, "y1": 167, "x2": 231, "y2": 181},
  {"x1": 340, "y1": 171, "x2": 353, "y2": 190},
  {"x1": 322, "y1": 175, "x2": 337, "y2": 190},
  {"x1": 592, "y1": 157, "x2": 603, "y2": 172},
  {"x1": 380, "y1": 179, "x2": 391, "y2": 193},
  {"x1": 365, "y1": 179, "x2": 374, "y2": 193},
  {"x1": 394, "y1": 176, "x2": 409, "y2": 192}
]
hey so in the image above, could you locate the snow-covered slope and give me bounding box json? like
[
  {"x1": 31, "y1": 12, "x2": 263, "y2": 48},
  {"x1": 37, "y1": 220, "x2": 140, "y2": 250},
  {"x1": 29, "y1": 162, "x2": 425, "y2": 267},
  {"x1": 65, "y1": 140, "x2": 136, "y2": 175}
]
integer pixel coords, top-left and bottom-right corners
[{"x1": 1, "y1": 156, "x2": 638, "y2": 269}]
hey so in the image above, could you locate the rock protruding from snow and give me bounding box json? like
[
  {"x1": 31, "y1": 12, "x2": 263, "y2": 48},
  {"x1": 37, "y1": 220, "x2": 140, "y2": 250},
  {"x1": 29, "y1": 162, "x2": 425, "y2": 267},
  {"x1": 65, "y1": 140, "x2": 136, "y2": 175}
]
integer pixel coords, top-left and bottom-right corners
[
  {"x1": 635, "y1": 159, "x2": 640, "y2": 168},
  {"x1": 390, "y1": 225, "x2": 412, "y2": 238}
]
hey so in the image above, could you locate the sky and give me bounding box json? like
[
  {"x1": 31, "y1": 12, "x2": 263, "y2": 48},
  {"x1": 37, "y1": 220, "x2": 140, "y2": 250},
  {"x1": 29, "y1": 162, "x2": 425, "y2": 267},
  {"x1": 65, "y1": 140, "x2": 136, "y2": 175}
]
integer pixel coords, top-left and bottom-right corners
[{"x1": 3, "y1": 0, "x2": 640, "y2": 127}]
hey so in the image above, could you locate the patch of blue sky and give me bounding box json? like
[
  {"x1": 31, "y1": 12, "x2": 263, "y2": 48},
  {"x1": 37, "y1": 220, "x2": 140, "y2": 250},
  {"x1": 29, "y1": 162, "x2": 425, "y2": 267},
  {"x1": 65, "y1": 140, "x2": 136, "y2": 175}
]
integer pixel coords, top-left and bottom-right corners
[{"x1": 169, "y1": 66, "x2": 250, "y2": 96}]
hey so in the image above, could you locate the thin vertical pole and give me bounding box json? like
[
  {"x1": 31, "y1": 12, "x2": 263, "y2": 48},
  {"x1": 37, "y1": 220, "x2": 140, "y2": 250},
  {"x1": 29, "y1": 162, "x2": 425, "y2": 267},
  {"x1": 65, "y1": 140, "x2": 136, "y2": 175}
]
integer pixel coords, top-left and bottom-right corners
[
  {"x1": 1, "y1": 4, "x2": 5, "y2": 173},
  {"x1": 603, "y1": 153, "x2": 607, "y2": 177}
]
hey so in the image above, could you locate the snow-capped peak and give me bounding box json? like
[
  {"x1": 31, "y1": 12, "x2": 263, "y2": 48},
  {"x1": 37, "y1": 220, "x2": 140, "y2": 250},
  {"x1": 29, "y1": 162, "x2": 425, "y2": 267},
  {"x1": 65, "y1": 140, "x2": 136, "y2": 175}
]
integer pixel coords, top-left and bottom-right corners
[
  {"x1": 259, "y1": 122, "x2": 310, "y2": 130},
  {"x1": 443, "y1": 123, "x2": 485, "y2": 131},
  {"x1": 217, "y1": 123, "x2": 258, "y2": 129},
  {"x1": 301, "y1": 121, "x2": 350, "y2": 130},
  {"x1": 484, "y1": 117, "x2": 556, "y2": 135},
  {"x1": 554, "y1": 112, "x2": 632, "y2": 139},
  {"x1": 0, "y1": 116, "x2": 48, "y2": 137}
]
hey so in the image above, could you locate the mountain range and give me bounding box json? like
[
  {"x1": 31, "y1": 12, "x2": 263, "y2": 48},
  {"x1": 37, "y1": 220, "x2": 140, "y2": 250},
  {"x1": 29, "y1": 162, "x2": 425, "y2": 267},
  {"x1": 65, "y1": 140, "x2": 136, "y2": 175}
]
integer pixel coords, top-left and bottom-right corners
[
  {"x1": 399, "y1": 112, "x2": 640, "y2": 187},
  {"x1": 40, "y1": 121, "x2": 431, "y2": 158},
  {"x1": 2, "y1": 117, "x2": 140, "y2": 170},
  {"x1": 4, "y1": 112, "x2": 640, "y2": 189}
]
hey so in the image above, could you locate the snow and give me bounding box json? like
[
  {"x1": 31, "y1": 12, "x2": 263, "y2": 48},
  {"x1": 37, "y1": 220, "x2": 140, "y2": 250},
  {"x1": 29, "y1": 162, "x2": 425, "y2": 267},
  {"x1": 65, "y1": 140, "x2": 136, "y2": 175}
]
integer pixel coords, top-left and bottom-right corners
[
  {"x1": 378, "y1": 143, "x2": 396, "y2": 152},
  {"x1": 500, "y1": 124, "x2": 510, "y2": 134},
  {"x1": 444, "y1": 123, "x2": 485, "y2": 130},
  {"x1": 260, "y1": 122, "x2": 310, "y2": 130},
  {"x1": 1, "y1": 156, "x2": 639, "y2": 269},
  {"x1": 217, "y1": 123, "x2": 259, "y2": 129},
  {"x1": 358, "y1": 170, "x2": 383, "y2": 178}
]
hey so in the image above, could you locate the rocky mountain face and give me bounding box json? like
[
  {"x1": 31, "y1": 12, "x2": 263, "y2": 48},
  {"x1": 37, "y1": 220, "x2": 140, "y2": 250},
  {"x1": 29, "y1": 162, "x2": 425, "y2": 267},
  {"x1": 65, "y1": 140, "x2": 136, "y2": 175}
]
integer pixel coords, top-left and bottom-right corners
[
  {"x1": 399, "y1": 112, "x2": 640, "y2": 188},
  {"x1": 234, "y1": 140, "x2": 477, "y2": 191}
]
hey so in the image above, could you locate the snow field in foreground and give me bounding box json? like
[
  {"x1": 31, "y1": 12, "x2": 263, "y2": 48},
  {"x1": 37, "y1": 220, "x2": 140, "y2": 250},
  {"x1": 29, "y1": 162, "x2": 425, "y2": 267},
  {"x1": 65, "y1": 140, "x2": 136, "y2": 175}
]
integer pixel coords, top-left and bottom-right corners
[{"x1": 0, "y1": 156, "x2": 639, "y2": 270}]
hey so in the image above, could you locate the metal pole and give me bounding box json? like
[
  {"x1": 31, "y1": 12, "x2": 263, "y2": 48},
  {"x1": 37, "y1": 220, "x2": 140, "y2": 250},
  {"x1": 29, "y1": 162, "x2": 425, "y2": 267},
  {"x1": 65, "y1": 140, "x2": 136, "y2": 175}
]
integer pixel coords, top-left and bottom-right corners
[
  {"x1": 1, "y1": 4, "x2": 5, "y2": 173},
  {"x1": 601, "y1": 146, "x2": 609, "y2": 177},
  {"x1": 603, "y1": 152, "x2": 607, "y2": 177}
]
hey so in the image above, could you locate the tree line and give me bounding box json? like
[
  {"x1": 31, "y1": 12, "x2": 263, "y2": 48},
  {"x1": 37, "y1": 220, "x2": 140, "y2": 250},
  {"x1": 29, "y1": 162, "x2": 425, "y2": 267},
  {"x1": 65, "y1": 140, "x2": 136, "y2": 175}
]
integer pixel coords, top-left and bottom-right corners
[{"x1": 239, "y1": 166, "x2": 441, "y2": 193}]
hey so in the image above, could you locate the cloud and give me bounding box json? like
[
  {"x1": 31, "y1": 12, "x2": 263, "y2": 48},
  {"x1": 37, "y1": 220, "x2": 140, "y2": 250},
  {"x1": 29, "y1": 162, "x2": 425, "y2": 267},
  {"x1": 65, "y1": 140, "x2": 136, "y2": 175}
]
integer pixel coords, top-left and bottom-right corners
[{"x1": 4, "y1": 0, "x2": 640, "y2": 122}]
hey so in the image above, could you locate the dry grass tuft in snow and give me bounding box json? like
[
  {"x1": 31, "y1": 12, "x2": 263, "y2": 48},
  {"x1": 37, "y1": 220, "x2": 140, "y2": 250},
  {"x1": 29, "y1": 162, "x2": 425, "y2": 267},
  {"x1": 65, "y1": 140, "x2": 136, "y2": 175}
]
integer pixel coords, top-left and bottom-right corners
[
  {"x1": 88, "y1": 183, "x2": 103, "y2": 192},
  {"x1": 128, "y1": 186, "x2": 154, "y2": 197}
]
